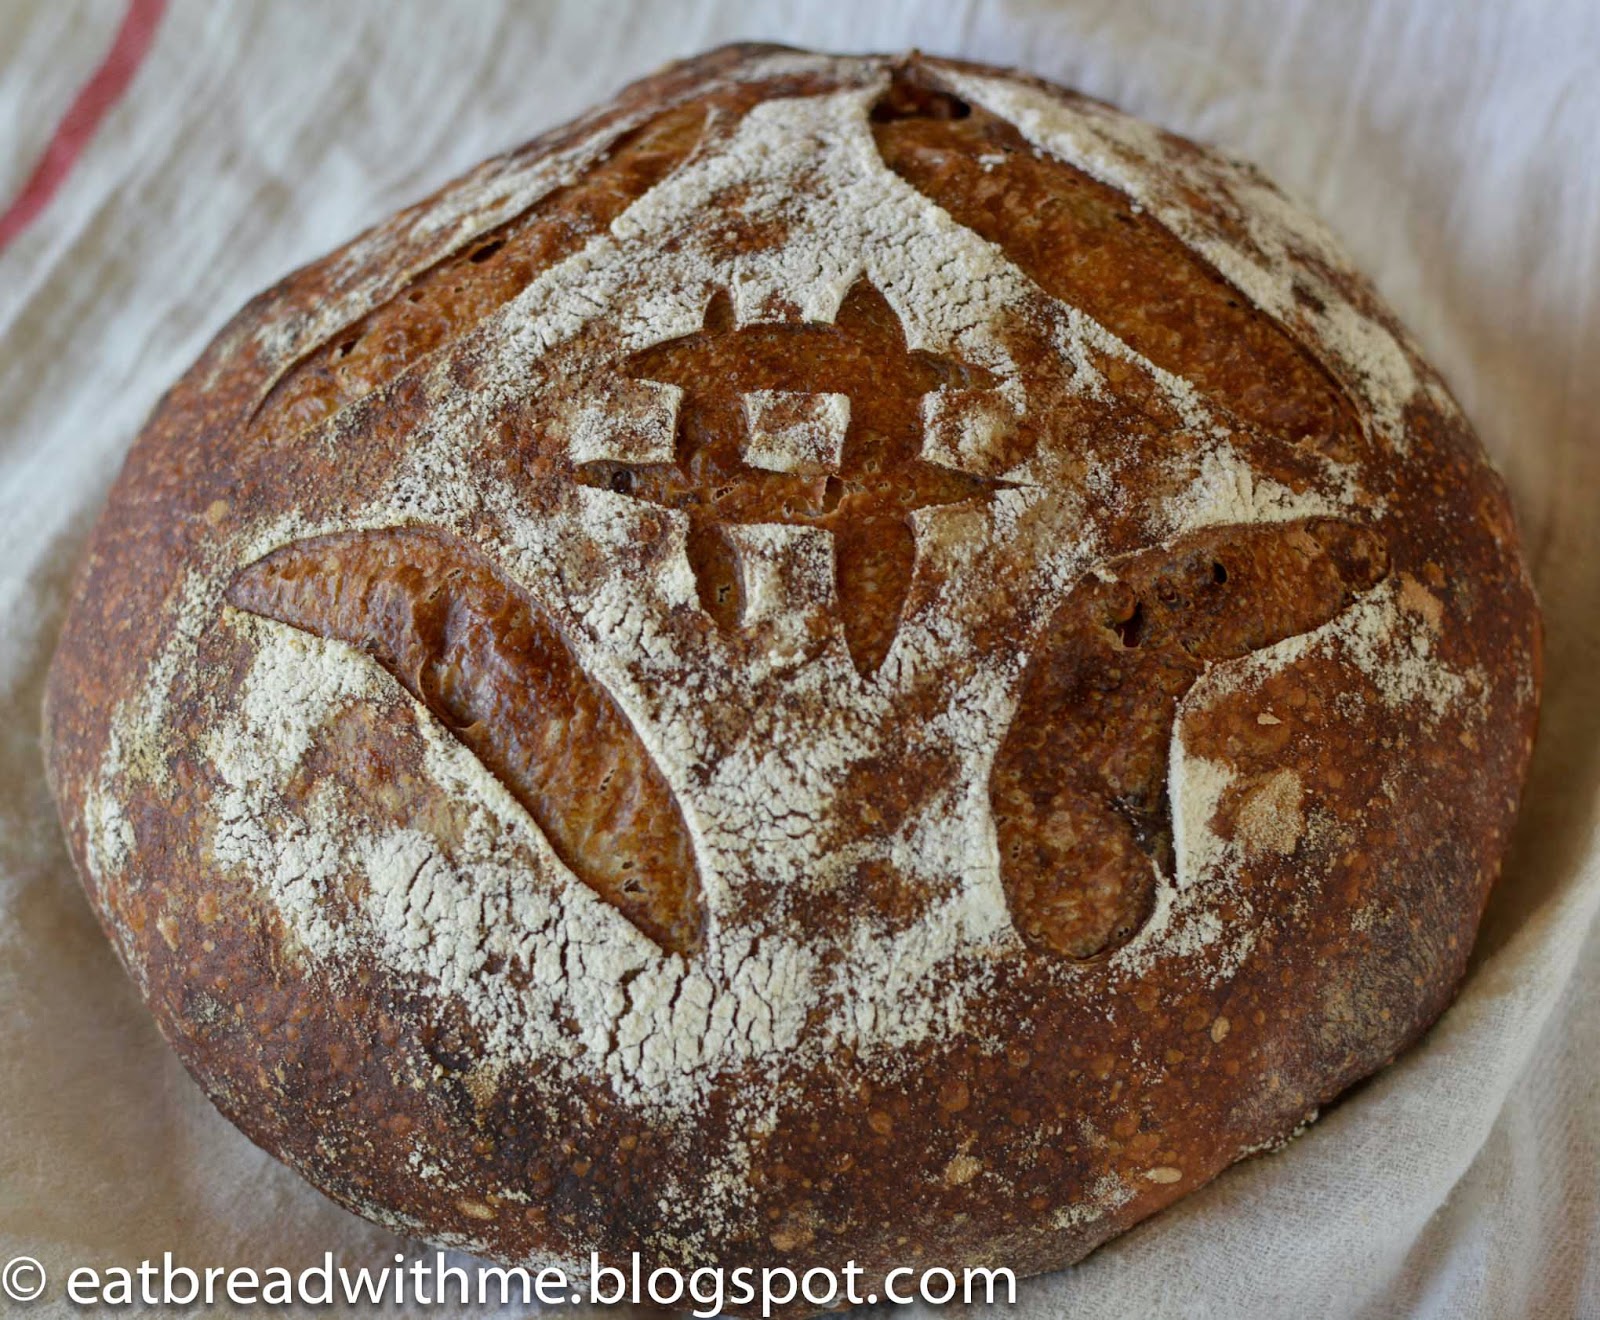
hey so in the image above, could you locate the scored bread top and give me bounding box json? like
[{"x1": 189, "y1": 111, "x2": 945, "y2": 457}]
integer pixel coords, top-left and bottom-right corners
[{"x1": 45, "y1": 44, "x2": 1539, "y2": 1292}]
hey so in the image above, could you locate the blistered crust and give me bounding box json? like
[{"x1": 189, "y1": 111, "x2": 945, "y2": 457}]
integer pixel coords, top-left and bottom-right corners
[{"x1": 45, "y1": 44, "x2": 1539, "y2": 1309}]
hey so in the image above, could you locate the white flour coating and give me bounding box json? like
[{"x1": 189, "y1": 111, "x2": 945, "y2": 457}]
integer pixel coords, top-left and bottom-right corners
[
  {"x1": 570, "y1": 379, "x2": 682, "y2": 465},
  {"x1": 1189, "y1": 576, "x2": 1483, "y2": 721},
  {"x1": 93, "y1": 55, "x2": 1491, "y2": 1231},
  {"x1": 83, "y1": 566, "x2": 218, "y2": 899},
  {"x1": 1235, "y1": 770, "x2": 1307, "y2": 857},
  {"x1": 741, "y1": 390, "x2": 851, "y2": 473},
  {"x1": 921, "y1": 382, "x2": 1026, "y2": 476},
  {"x1": 1156, "y1": 441, "x2": 1343, "y2": 536},
  {"x1": 1169, "y1": 753, "x2": 1238, "y2": 892},
  {"x1": 1168, "y1": 756, "x2": 1305, "y2": 890},
  {"x1": 81, "y1": 732, "x2": 136, "y2": 885}
]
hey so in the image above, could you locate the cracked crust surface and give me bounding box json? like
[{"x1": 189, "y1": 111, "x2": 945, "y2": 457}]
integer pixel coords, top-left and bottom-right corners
[{"x1": 44, "y1": 44, "x2": 1539, "y2": 1310}]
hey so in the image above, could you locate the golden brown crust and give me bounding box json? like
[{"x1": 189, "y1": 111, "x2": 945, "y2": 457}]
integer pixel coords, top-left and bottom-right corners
[{"x1": 43, "y1": 43, "x2": 1540, "y2": 1310}]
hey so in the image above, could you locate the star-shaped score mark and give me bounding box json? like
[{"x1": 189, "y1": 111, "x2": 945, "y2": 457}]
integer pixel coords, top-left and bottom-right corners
[{"x1": 574, "y1": 277, "x2": 1016, "y2": 677}]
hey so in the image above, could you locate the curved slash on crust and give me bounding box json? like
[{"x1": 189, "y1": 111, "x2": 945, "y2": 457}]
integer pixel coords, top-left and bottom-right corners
[
  {"x1": 245, "y1": 100, "x2": 711, "y2": 446},
  {"x1": 991, "y1": 517, "x2": 1390, "y2": 960},
  {"x1": 226, "y1": 527, "x2": 706, "y2": 957},
  {"x1": 869, "y1": 66, "x2": 1363, "y2": 457}
]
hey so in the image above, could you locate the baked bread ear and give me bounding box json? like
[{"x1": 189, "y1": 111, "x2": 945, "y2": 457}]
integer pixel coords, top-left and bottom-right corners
[{"x1": 44, "y1": 43, "x2": 1540, "y2": 1307}]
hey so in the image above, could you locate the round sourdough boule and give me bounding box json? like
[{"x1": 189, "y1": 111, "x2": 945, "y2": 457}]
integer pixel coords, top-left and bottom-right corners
[{"x1": 45, "y1": 43, "x2": 1540, "y2": 1306}]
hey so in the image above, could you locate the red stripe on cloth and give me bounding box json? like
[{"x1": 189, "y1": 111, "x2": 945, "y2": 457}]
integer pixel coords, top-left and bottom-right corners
[{"x1": 0, "y1": 0, "x2": 168, "y2": 253}]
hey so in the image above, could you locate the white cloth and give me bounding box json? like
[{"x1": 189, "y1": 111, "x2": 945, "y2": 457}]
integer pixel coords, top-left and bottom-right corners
[{"x1": 1, "y1": 2, "x2": 1596, "y2": 1316}]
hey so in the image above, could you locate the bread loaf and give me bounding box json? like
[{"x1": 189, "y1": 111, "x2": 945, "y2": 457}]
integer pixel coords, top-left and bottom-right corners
[{"x1": 44, "y1": 44, "x2": 1541, "y2": 1306}]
